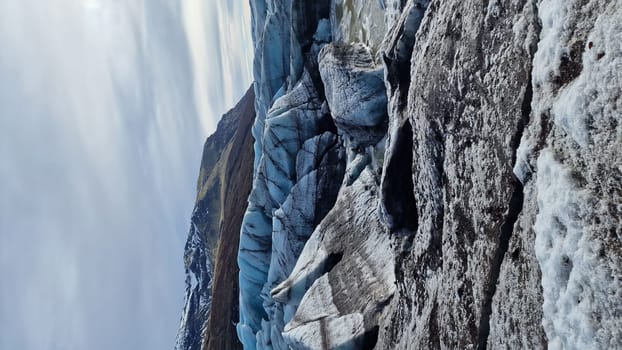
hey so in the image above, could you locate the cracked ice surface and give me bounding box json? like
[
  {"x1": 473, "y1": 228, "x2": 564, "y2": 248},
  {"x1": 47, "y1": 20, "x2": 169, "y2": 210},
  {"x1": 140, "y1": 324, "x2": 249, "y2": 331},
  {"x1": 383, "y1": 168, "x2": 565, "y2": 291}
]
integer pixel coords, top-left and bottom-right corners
[
  {"x1": 238, "y1": 67, "x2": 343, "y2": 348},
  {"x1": 274, "y1": 169, "x2": 395, "y2": 349},
  {"x1": 319, "y1": 42, "x2": 388, "y2": 149}
]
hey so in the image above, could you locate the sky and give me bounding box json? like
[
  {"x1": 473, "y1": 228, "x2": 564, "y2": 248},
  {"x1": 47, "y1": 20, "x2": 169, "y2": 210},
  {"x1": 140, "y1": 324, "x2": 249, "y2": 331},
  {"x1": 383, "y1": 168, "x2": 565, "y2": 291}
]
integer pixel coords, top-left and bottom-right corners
[{"x1": 0, "y1": 0, "x2": 252, "y2": 349}]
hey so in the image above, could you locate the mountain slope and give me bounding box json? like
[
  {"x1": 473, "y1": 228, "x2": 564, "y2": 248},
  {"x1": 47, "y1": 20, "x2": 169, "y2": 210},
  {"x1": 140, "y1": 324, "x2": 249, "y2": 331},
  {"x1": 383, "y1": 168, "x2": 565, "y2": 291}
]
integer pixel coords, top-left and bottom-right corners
[{"x1": 175, "y1": 87, "x2": 255, "y2": 350}]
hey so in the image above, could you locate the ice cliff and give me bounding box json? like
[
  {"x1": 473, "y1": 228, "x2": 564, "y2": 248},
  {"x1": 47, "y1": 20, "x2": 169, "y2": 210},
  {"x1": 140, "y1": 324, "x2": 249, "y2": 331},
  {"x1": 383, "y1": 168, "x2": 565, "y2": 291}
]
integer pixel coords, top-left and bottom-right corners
[{"x1": 177, "y1": 0, "x2": 621, "y2": 349}]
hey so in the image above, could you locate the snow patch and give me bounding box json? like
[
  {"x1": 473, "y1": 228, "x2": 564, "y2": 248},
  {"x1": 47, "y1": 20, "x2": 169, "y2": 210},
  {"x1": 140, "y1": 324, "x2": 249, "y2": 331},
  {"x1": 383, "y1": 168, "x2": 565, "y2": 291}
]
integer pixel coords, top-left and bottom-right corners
[
  {"x1": 535, "y1": 149, "x2": 621, "y2": 349},
  {"x1": 532, "y1": 0, "x2": 567, "y2": 87}
]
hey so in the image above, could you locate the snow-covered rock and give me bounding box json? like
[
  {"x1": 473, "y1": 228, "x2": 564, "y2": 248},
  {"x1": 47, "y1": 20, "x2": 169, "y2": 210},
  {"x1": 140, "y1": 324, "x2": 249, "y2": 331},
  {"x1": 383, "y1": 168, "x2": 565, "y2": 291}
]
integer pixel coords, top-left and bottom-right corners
[
  {"x1": 175, "y1": 224, "x2": 214, "y2": 350},
  {"x1": 515, "y1": 2, "x2": 622, "y2": 348}
]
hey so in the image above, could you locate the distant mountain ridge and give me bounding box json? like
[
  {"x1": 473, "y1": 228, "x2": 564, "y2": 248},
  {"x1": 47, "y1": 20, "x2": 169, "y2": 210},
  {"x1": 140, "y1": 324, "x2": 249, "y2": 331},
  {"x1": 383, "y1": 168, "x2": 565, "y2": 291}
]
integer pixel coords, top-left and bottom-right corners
[
  {"x1": 175, "y1": 87, "x2": 254, "y2": 350},
  {"x1": 176, "y1": 1, "x2": 622, "y2": 349}
]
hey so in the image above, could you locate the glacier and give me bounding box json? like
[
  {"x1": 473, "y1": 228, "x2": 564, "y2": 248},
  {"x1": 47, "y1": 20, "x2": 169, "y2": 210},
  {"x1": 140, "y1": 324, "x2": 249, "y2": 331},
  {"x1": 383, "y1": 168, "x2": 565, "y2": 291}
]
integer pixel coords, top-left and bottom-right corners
[{"x1": 176, "y1": 0, "x2": 622, "y2": 349}]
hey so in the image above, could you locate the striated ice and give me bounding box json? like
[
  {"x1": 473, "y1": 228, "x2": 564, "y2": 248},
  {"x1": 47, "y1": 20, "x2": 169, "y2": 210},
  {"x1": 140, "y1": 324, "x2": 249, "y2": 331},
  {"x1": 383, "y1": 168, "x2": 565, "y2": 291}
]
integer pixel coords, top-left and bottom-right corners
[
  {"x1": 319, "y1": 42, "x2": 388, "y2": 148},
  {"x1": 273, "y1": 169, "x2": 395, "y2": 349},
  {"x1": 238, "y1": 69, "x2": 331, "y2": 348}
]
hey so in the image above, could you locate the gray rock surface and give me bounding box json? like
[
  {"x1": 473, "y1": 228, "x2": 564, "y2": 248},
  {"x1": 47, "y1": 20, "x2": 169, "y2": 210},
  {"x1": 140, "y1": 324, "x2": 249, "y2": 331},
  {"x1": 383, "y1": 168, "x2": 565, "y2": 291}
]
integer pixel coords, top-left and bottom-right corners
[{"x1": 376, "y1": 1, "x2": 547, "y2": 348}]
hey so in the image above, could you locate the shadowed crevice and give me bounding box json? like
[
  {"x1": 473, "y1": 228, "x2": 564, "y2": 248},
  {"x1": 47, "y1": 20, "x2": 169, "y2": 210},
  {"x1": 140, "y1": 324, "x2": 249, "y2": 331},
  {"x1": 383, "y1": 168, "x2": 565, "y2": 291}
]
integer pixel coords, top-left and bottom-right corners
[
  {"x1": 325, "y1": 252, "x2": 344, "y2": 274},
  {"x1": 477, "y1": 68, "x2": 533, "y2": 350},
  {"x1": 362, "y1": 325, "x2": 380, "y2": 350},
  {"x1": 477, "y1": 180, "x2": 525, "y2": 350},
  {"x1": 381, "y1": 119, "x2": 418, "y2": 232}
]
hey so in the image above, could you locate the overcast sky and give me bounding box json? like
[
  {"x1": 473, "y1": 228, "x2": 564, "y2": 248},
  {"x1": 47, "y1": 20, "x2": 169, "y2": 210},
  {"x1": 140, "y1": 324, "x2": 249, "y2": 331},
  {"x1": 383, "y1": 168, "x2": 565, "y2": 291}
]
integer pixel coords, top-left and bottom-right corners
[{"x1": 0, "y1": 1, "x2": 252, "y2": 349}]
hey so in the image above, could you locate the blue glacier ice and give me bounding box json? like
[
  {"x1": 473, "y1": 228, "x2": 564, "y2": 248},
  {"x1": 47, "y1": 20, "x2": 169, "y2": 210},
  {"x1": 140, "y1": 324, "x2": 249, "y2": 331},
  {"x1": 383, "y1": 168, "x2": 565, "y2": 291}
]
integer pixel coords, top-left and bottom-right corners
[
  {"x1": 238, "y1": 1, "x2": 393, "y2": 349},
  {"x1": 238, "y1": 66, "x2": 345, "y2": 348}
]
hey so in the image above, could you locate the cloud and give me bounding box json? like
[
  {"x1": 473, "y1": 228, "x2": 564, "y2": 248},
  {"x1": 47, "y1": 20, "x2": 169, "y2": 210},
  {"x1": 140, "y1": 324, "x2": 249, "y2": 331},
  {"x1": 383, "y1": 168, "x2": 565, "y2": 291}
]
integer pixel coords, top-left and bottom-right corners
[
  {"x1": 0, "y1": 0, "x2": 252, "y2": 349},
  {"x1": 182, "y1": 0, "x2": 254, "y2": 135}
]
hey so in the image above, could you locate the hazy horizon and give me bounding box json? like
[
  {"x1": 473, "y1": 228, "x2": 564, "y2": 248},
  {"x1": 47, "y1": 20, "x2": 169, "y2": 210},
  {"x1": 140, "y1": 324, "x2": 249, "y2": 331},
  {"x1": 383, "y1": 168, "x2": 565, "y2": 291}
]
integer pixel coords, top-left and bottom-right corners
[{"x1": 0, "y1": 1, "x2": 253, "y2": 349}]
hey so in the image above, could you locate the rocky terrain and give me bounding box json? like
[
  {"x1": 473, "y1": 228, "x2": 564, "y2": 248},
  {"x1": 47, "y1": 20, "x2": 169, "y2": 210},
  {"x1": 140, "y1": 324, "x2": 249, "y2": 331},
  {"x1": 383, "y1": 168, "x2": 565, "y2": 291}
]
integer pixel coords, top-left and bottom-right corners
[
  {"x1": 176, "y1": 1, "x2": 621, "y2": 349},
  {"x1": 175, "y1": 88, "x2": 254, "y2": 350}
]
